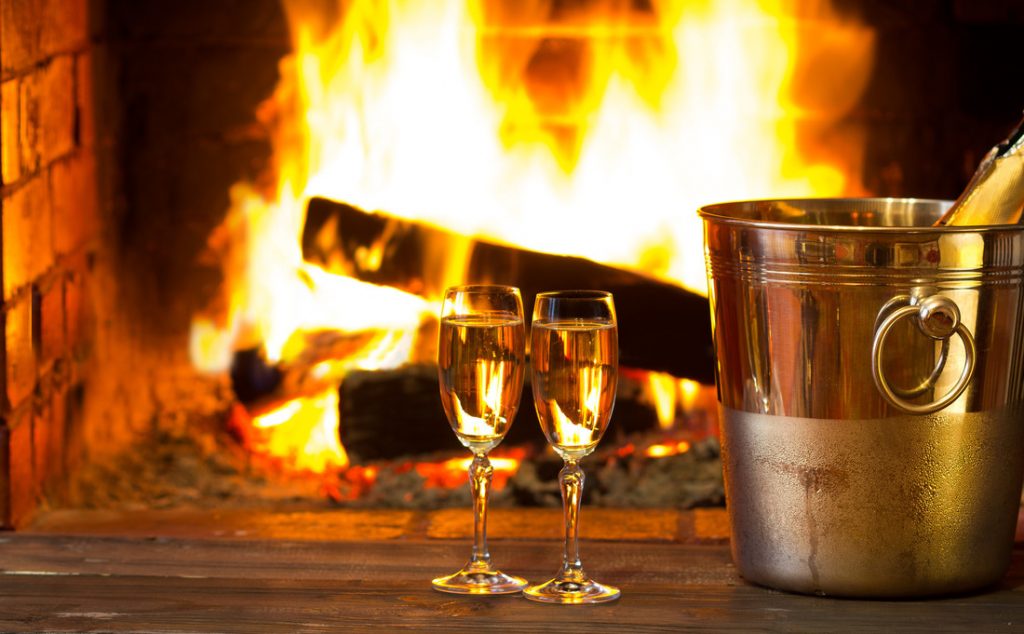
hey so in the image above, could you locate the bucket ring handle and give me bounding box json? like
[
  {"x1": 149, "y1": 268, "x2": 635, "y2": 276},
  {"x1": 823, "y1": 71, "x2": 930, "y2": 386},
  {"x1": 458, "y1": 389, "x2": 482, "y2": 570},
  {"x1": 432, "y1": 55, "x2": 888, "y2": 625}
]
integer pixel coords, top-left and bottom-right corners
[{"x1": 871, "y1": 295, "x2": 976, "y2": 415}]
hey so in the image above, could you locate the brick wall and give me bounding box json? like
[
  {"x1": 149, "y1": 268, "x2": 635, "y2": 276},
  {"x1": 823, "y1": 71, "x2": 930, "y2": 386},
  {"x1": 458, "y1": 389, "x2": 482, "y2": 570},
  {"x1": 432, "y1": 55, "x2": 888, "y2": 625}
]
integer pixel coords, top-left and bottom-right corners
[
  {"x1": 0, "y1": 0, "x2": 286, "y2": 526},
  {"x1": 0, "y1": 0, "x2": 97, "y2": 527}
]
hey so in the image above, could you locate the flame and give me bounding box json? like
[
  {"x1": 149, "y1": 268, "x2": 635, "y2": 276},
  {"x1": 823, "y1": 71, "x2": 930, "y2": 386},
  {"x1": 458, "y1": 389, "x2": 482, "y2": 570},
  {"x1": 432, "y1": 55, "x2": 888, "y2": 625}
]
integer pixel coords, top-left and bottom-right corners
[
  {"x1": 191, "y1": 0, "x2": 873, "y2": 475},
  {"x1": 549, "y1": 401, "x2": 590, "y2": 448},
  {"x1": 542, "y1": 362, "x2": 606, "y2": 448},
  {"x1": 231, "y1": 391, "x2": 348, "y2": 473},
  {"x1": 473, "y1": 358, "x2": 509, "y2": 434},
  {"x1": 644, "y1": 375, "x2": 707, "y2": 428},
  {"x1": 646, "y1": 373, "x2": 680, "y2": 428},
  {"x1": 277, "y1": 0, "x2": 873, "y2": 292}
]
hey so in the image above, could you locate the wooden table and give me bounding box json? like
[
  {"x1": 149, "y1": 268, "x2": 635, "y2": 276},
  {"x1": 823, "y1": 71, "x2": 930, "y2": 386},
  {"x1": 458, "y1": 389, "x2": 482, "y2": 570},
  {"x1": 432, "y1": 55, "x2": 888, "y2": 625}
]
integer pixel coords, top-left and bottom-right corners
[{"x1": 1, "y1": 507, "x2": 1021, "y2": 632}]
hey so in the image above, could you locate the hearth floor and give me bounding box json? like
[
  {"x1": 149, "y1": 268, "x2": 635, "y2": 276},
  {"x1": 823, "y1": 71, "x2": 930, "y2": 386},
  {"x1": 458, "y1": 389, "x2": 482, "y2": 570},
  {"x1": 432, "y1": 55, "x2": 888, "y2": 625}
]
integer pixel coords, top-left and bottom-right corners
[{"x1": 1, "y1": 508, "x2": 1022, "y2": 632}]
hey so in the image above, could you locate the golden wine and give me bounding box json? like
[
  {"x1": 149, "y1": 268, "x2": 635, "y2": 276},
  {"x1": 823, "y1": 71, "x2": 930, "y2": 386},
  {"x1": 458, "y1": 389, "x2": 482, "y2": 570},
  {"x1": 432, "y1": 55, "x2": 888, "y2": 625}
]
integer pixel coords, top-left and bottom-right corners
[
  {"x1": 531, "y1": 319, "x2": 618, "y2": 460},
  {"x1": 438, "y1": 313, "x2": 525, "y2": 453}
]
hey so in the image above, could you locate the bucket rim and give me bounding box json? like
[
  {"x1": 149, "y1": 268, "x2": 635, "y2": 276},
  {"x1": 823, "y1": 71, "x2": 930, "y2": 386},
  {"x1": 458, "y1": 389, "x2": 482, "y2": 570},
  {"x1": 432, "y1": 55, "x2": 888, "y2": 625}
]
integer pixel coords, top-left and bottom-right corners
[{"x1": 697, "y1": 197, "x2": 1024, "y2": 234}]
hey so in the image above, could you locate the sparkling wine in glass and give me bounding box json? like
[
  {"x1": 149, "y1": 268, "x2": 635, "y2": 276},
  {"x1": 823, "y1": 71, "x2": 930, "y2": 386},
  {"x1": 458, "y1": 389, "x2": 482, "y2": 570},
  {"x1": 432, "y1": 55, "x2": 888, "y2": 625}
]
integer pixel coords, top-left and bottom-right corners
[
  {"x1": 432, "y1": 285, "x2": 528, "y2": 594},
  {"x1": 524, "y1": 290, "x2": 620, "y2": 604}
]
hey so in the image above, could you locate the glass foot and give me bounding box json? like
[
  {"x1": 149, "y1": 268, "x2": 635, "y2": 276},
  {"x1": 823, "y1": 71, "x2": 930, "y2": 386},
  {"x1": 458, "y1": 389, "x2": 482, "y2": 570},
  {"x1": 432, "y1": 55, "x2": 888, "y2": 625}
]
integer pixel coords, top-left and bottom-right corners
[
  {"x1": 523, "y1": 577, "x2": 620, "y2": 604},
  {"x1": 431, "y1": 565, "x2": 527, "y2": 595}
]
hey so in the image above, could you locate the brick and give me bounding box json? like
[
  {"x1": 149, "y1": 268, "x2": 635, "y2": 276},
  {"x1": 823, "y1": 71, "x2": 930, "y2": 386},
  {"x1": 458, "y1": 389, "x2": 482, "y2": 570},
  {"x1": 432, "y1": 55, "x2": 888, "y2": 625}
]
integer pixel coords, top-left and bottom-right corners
[
  {"x1": 0, "y1": 0, "x2": 41, "y2": 77},
  {"x1": 50, "y1": 152, "x2": 99, "y2": 255},
  {"x1": 58, "y1": 382, "x2": 83, "y2": 477},
  {"x1": 32, "y1": 398, "x2": 49, "y2": 494},
  {"x1": 1, "y1": 79, "x2": 19, "y2": 185},
  {"x1": 1, "y1": 0, "x2": 88, "y2": 77},
  {"x1": 39, "y1": 277, "x2": 64, "y2": 369},
  {"x1": 63, "y1": 269, "x2": 92, "y2": 357},
  {"x1": 74, "y1": 51, "x2": 94, "y2": 148},
  {"x1": 47, "y1": 383, "x2": 69, "y2": 491},
  {"x1": 4, "y1": 296, "x2": 36, "y2": 408},
  {"x1": 16, "y1": 58, "x2": 75, "y2": 175},
  {"x1": 7, "y1": 407, "x2": 34, "y2": 528},
  {"x1": 39, "y1": 56, "x2": 76, "y2": 165},
  {"x1": 63, "y1": 272, "x2": 81, "y2": 356},
  {"x1": 31, "y1": 285, "x2": 43, "y2": 364},
  {"x1": 32, "y1": 389, "x2": 62, "y2": 495},
  {"x1": 18, "y1": 73, "x2": 41, "y2": 174},
  {"x1": 39, "y1": 0, "x2": 88, "y2": 59},
  {"x1": 2, "y1": 175, "x2": 53, "y2": 299}
]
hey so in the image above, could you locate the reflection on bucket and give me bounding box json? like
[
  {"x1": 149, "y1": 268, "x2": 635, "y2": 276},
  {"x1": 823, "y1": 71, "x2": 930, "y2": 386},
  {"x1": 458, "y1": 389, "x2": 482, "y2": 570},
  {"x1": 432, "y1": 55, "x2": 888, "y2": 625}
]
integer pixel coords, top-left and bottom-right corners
[{"x1": 700, "y1": 198, "x2": 1024, "y2": 598}]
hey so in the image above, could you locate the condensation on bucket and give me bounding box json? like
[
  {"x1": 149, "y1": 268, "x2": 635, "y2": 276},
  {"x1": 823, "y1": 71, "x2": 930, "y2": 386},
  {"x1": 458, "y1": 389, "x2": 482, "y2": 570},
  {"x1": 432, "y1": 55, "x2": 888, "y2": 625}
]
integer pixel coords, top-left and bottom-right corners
[
  {"x1": 700, "y1": 198, "x2": 1024, "y2": 598},
  {"x1": 722, "y1": 405, "x2": 1024, "y2": 597}
]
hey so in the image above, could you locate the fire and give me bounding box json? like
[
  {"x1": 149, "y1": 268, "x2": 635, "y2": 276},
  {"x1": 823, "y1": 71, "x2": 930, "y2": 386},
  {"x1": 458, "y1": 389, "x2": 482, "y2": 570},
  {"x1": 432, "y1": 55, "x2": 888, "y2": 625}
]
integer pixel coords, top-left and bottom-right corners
[
  {"x1": 230, "y1": 392, "x2": 348, "y2": 473},
  {"x1": 422, "y1": 453, "x2": 523, "y2": 490},
  {"x1": 191, "y1": 1, "x2": 874, "y2": 475},
  {"x1": 645, "y1": 439, "x2": 691, "y2": 458},
  {"x1": 643, "y1": 375, "x2": 710, "y2": 428},
  {"x1": 614, "y1": 439, "x2": 691, "y2": 458}
]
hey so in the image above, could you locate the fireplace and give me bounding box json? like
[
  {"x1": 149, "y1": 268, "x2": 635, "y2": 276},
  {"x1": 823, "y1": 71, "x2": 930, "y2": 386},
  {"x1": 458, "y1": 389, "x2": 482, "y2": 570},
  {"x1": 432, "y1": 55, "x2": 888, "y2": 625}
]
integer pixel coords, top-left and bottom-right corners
[{"x1": 1, "y1": 0, "x2": 1022, "y2": 528}]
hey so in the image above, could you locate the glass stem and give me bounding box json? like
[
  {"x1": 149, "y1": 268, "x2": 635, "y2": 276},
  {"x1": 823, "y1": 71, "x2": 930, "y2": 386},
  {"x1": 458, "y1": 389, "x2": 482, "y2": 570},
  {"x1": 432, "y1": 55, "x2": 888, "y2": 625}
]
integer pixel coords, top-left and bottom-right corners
[
  {"x1": 558, "y1": 459, "x2": 586, "y2": 583},
  {"x1": 468, "y1": 452, "x2": 494, "y2": 569}
]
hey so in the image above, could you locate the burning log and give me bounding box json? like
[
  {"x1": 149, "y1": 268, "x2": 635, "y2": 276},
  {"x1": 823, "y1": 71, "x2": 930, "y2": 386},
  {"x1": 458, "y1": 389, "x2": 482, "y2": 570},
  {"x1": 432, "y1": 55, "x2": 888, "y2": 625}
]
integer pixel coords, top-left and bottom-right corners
[
  {"x1": 231, "y1": 351, "x2": 663, "y2": 462},
  {"x1": 227, "y1": 197, "x2": 712, "y2": 463},
  {"x1": 301, "y1": 197, "x2": 715, "y2": 383},
  {"x1": 338, "y1": 365, "x2": 462, "y2": 461},
  {"x1": 338, "y1": 365, "x2": 660, "y2": 461},
  {"x1": 230, "y1": 329, "x2": 384, "y2": 416}
]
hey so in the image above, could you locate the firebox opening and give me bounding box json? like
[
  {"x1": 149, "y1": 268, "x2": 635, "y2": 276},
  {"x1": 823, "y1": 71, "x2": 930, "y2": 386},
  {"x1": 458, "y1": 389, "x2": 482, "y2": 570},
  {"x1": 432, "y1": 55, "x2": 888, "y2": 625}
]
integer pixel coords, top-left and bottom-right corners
[{"x1": 1, "y1": 0, "x2": 1022, "y2": 528}]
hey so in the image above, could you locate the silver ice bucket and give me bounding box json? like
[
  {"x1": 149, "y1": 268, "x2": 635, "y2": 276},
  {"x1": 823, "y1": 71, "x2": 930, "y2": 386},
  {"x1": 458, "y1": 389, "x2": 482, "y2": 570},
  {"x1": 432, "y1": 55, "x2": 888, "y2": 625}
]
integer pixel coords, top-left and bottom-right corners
[{"x1": 700, "y1": 198, "x2": 1024, "y2": 597}]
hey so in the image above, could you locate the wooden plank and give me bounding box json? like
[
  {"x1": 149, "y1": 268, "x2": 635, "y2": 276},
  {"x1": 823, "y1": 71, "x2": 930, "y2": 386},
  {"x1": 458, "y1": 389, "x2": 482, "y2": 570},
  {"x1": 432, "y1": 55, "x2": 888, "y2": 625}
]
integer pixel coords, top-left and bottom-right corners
[
  {"x1": 427, "y1": 508, "x2": 681, "y2": 542},
  {"x1": 28, "y1": 508, "x2": 419, "y2": 541},
  {"x1": 2, "y1": 506, "x2": 1024, "y2": 632},
  {"x1": 0, "y1": 539, "x2": 1020, "y2": 633},
  {"x1": 25, "y1": 507, "x2": 707, "y2": 543},
  {"x1": 0, "y1": 535, "x2": 729, "y2": 585}
]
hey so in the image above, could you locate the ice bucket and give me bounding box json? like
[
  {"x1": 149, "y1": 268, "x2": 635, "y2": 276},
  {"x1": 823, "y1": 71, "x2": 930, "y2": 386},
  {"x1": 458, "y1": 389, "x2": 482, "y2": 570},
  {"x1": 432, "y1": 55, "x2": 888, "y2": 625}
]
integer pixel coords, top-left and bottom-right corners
[{"x1": 699, "y1": 198, "x2": 1024, "y2": 598}]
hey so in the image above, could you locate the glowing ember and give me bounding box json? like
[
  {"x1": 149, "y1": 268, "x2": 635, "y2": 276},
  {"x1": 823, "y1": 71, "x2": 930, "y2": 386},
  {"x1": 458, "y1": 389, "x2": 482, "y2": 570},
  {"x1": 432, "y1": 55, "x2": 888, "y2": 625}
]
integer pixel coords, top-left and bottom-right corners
[
  {"x1": 644, "y1": 439, "x2": 692, "y2": 458},
  {"x1": 419, "y1": 454, "x2": 523, "y2": 490},
  {"x1": 616, "y1": 442, "x2": 636, "y2": 458},
  {"x1": 191, "y1": 0, "x2": 874, "y2": 476}
]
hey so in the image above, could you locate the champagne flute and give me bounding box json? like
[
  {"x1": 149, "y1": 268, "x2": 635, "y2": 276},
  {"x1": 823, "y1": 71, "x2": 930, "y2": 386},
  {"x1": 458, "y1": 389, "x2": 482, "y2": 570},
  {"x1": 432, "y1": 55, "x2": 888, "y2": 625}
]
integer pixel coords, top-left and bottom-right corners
[
  {"x1": 432, "y1": 285, "x2": 528, "y2": 594},
  {"x1": 524, "y1": 290, "x2": 620, "y2": 604}
]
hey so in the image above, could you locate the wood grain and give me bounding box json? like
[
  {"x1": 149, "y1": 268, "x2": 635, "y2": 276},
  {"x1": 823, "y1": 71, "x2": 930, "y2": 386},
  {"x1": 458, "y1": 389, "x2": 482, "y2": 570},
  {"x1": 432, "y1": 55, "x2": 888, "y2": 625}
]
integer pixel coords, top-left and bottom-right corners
[
  {"x1": 0, "y1": 508, "x2": 1021, "y2": 632},
  {"x1": 302, "y1": 196, "x2": 716, "y2": 382}
]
